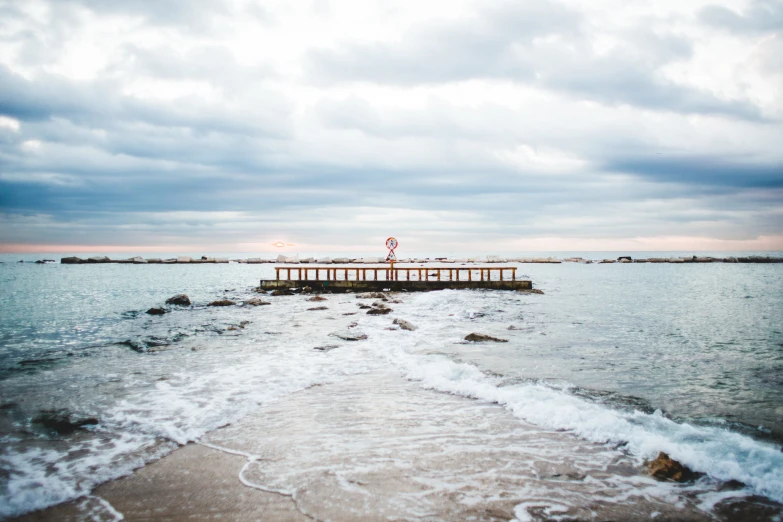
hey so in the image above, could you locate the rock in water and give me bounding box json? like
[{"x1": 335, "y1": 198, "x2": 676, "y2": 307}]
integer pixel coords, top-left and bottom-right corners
[
  {"x1": 307, "y1": 306, "x2": 328, "y2": 311},
  {"x1": 367, "y1": 308, "x2": 392, "y2": 315},
  {"x1": 307, "y1": 296, "x2": 328, "y2": 302},
  {"x1": 646, "y1": 452, "x2": 702, "y2": 482},
  {"x1": 32, "y1": 410, "x2": 99, "y2": 436},
  {"x1": 465, "y1": 333, "x2": 508, "y2": 343},
  {"x1": 209, "y1": 299, "x2": 235, "y2": 307},
  {"x1": 330, "y1": 330, "x2": 368, "y2": 341},
  {"x1": 61, "y1": 256, "x2": 83, "y2": 264},
  {"x1": 271, "y1": 289, "x2": 294, "y2": 296},
  {"x1": 146, "y1": 307, "x2": 166, "y2": 315},
  {"x1": 356, "y1": 292, "x2": 387, "y2": 299},
  {"x1": 165, "y1": 294, "x2": 191, "y2": 306},
  {"x1": 245, "y1": 298, "x2": 271, "y2": 306},
  {"x1": 393, "y1": 318, "x2": 417, "y2": 331}
]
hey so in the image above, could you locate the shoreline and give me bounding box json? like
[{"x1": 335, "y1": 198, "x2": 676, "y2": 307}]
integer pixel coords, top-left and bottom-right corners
[{"x1": 11, "y1": 372, "x2": 783, "y2": 521}]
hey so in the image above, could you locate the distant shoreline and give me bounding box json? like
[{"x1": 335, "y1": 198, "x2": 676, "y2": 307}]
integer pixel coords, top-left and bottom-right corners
[{"x1": 18, "y1": 254, "x2": 783, "y2": 264}]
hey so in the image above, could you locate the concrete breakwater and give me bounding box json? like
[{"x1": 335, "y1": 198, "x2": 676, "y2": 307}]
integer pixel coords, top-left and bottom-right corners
[{"x1": 54, "y1": 254, "x2": 783, "y2": 265}]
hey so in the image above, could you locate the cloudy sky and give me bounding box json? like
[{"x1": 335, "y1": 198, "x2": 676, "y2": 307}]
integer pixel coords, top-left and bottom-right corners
[{"x1": 0, "y1": 0, "x2": 781, "y2": 254}]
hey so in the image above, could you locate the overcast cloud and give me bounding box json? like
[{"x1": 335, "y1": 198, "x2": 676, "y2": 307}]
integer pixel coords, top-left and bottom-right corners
[{"x1": 0, "y1": 0, "x2": 781, "y2": 253}]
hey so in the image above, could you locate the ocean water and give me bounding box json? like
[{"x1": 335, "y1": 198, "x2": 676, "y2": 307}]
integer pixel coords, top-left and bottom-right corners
[{"x1": 0, "y1": 252, "x2": 782, "y2": 519}]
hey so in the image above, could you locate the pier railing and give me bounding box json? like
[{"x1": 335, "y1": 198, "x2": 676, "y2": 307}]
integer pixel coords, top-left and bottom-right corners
[{"x1": 275, "y1": 266, "x2": 517, "y2": 282}]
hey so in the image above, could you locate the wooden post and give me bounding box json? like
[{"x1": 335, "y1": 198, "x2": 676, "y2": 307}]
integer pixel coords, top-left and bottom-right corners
[
  {"x1": 276, "y1": 268, "x2": 280, "y2": 280},
  {"x1": 512, "y1": 267, "x2": 516, "y2": 281}
]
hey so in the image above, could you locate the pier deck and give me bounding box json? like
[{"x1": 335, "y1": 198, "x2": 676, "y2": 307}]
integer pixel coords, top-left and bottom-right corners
[{"x1": 260, "y1": 266, "x2": 533, "y2": 293}]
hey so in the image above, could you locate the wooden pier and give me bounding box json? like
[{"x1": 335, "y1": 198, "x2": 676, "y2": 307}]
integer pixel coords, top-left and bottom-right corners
[{"x1": 261, "y1": 266, "x2": 533, "y2": 293}]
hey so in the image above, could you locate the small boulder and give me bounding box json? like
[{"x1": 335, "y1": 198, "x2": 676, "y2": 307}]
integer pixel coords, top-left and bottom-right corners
[
  {"x1": 313, "y1": 345, "x2": 340, "y2": 351},
  {"x1": 357, "y1": 292, "x2": 386, "y2": 299},
  {"x1": 393, "y1": 318, "x2": 417, "y2": 331},
  {"x1": 367, "y1": 308, "x2": 392, "y2": 315},
  {"x1": 307, "y1": 306, "x2": 328, "y2": 311},
  {"x1": 330, "y1": 330, "x2": 368, "y2": 341},
  {"x1": 61, "y1": 256, "x2": 83, "y2": 264},
  {"x1": 646, "y1": 452, "x2": 702, "y2": 482},
  {"x1": 507, "y1": 325, "x2": 522, "y2": 330},
  {"x1": 209, "y1": 299, "x2": 235, "y2": 307},
  {"x1": 271, "y1": 289, "x2": 294, "y2": 296},
  {"x1": 146, "y1": 307, "x2": 167, "y2": 315},
  {"x1": 245, "y1": 298, "x2": 271, "y2": 306},
  {"x1": 32, "y1": 410, "x2": 99, "y2": 436},
  {"x1": 307, "y1": 296, "x2": 328, "y2": 302},
  {"x1": 465, "y1": 333, "x2": 508, "y2": 343},
  {"x1": 371, "y1": 301, "x2": 389, "y2": 309},
  {"x1": 165, "y1": 294, "x2": 191, "y2": 306}
]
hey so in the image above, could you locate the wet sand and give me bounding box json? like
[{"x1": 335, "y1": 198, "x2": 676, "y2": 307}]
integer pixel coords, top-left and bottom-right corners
[{"x1": 13, "y1": 372, "x2": 782, "y2": 521}]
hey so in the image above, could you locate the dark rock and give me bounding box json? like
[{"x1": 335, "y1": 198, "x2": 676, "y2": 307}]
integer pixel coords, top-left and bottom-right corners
[
  {"x1": 645, "y1": 452, "x2": 702, "y2": 482},
  {"x1": 371, "y1": 301, "x2": 389, "y2": 309},
  {"x1": 465, "y1": 333, "x2": 508, "y2": 343},
  {"x1": 617, "y1": 256, "x2": 632, "y2": 262},
  {"x1": 393, "y1": 318, "x2": 417, "y2": 331},
  {"x1": 61, "y1": 256, "x2": 83, "y2": 264},
  {"x1": 245, "y1": 298, "x2": 271, "y2": 306},
  {"x1": 507, "y1": 325, "x2": 522, "y2": 330},
  {"x1": 32, "y1": 410, "x2": 99, "y2": 436},
  {"x1": 165, "y1": 294, "x2": 191, "y2": 306},
  {"x1": 530, "y1": 289, "x2": 545, "y2": 294},
  {"x1": 209, "y1": 299, "x2": 236, "y2": 307},
  {"x1": 313, "y1": 345, "x2": 340, "y2": 351},
  {"x1": 87, "y1": 256, "x2": 111, "y2": 263},
  {"x1": 358, "y1": 304, "x2": 372, "y2": 309},
  {"x1": 357, "y1": 292, "x2": 386, "y2": 299},
  {"x1": 146, "y1": 307, "x2": 166, "y2": 315},
  {"x1": 271, "y1": 289, "x2": 294, "y2": 296},
  {"x1": 330, "y1": 331, "x2": 368, "y2": 341},
  {"x1": 307, "y1": 296, "x2": 328, "y2": 302},
  {"x1": 307, "y1": 306, "x2": 328, "y2": 311},
  {"x1": 367, "y1": 307, "x2": 392, "y2": 315}
]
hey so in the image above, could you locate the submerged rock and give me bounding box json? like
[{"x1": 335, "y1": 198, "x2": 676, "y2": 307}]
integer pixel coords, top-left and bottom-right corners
[
  {"x1": 330, "y1": 330, "x2": 368, "y2": 341},
  {"x1": 313, "y1": 345, "x2": 340, "y2": 351},
  {"x1": 209, "y1": 299, "x2": 236, "y2": 307},
  {"x1": 646, "y1": 452, "x2": 702, "y2": 482},
  {"x1": 367, "y1": 307, "x2": 392, "y2": 315},
  {"x1": 244, "y1": 298, "x2": 271, "y2": 306},
  {"x1": 32, "y1": 410, "x2": 99, "y2": 436},
  {"x1": 146, "y1": 307, "x2": 166, "y2": 315},
  {"x1": 271, "y1": 289, "x2": 294, "y2": 296},
  {"x1": 393, "y1": 318, "x2": 417, "y2": 331},
  {"x1": 307, "y1": 296, "x2": 328, "y2": 302},
  {"x1": 308, "y1": 306, "x2": 329, "y2": 311},
  {"x1": 165, "y1": 294, "x2": 191, "y2": 306},
  {"x1": 357, "y1": 292, "x2": 386, "y2": 299},
  {"x1": 465, "y1": 333, "x2": 508, "y2": 343}
]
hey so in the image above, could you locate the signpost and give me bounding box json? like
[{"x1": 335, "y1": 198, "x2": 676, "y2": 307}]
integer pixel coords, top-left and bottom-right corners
[{"x1": 386, "y1": 237, "x2": 398, "y2": 280}]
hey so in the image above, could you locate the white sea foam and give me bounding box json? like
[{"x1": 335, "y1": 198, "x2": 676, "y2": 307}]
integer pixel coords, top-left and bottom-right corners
[{"x1": 370, "y1": 328, "x2": 783, "y2": 504}]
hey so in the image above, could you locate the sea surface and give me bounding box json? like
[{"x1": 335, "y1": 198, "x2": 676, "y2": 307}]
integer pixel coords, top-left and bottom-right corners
[{"x1": 1, "y1": 251, "x2": 782, "y2": 520}]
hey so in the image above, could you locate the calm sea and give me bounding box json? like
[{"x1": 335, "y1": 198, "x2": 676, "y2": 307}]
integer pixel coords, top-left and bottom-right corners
[{"x1": 1, "y1": 251, "x2": 781, "y2": 518}]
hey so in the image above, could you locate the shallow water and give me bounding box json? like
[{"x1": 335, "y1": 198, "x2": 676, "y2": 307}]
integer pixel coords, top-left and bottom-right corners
[{"x1": 0, "y1": 253, "x2": 782, "y2": 519}]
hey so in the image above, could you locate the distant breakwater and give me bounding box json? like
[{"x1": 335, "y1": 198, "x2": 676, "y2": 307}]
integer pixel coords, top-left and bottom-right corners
[{"x1": 30, "y1": 254, "x2": 783, "y2": 265}]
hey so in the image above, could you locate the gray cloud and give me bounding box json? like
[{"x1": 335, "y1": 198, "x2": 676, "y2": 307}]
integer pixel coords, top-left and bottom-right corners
[
  {"x1": 699, "y1": 0, "x2": 783, "y2": 34},
  {"x1": 0, "y1": 0, "x2": 781, "y2": 250},
  {"x1": 306, "y1": 2, "x2": 764, "y2": 120}
]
